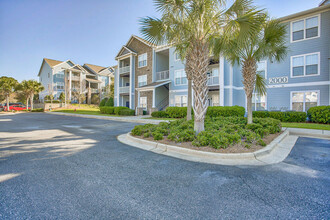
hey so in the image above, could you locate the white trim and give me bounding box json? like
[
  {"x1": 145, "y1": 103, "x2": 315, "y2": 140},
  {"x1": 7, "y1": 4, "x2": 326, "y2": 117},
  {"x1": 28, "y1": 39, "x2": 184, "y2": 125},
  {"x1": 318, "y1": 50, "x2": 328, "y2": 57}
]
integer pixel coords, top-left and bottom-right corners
[
  {"x1": 174, "y1": 69, "x2": 187, "y2": 86},
  {"x1": 155, "y1": 46, "x2": 170, "y2": 53},
  {"x1": 224, "y1": 86, "x2": 244, "y2": 90},
  {"x1": 219, "y1": 57, "x2": 224, "y2": 106},
  {"x1": 229, "y1": 64, "x2": 233, "y2": 106},
  {"x1": 268, "y1": 80, "x2": 330, "y2": 88},
  {"x1": 138, "y1": 53, "x2": 148, "y2": 68},
  {"x1": 129, "y1": 55, "x2": 133, "y2": 109},
  {"x1": 169, "y1": 89, "x2": 188, "y2": 93},
  {"x1": 139, "y1": 96, "x2": 147, "y2": 109},
  {"x1": 290, "y1": 52, "x2": 320, "y2": 78},
  {"x1": 138, "y1": 75, "x2": 147, "y2": 87},
  {"x1": 174, "y1": 52, "x2": 180, "y2": 61},
  {"x1": 290, "y1": 90, "x2": 320, "y2": 111},
  {"x1": 174, "y1": 95, "x2": 187, "y2": 107},
  {"x1": 135, "y1": 80, "x2": 171, "y2": 91},
  {"x1": 290, "y1": 14, "x2": 321, "y2": 43},
  {"x1": 245, "y1": 93, "x2": 267, "y2": 111}
]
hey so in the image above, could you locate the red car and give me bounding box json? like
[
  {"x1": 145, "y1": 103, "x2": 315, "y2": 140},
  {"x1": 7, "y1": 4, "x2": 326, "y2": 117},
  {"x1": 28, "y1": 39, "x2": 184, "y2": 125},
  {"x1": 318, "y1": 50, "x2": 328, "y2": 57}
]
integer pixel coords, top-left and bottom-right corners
[{"x1": 4, "y1": 105, "x2": 30, "y2": 111}]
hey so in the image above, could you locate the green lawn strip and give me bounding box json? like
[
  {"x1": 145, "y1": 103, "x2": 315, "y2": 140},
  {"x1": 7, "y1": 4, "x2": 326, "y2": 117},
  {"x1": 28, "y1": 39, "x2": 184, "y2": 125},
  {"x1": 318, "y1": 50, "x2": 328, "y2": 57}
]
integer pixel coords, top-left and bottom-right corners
[
  {"x1": 281, "y1": 122, "x2": 330, "y2": 130},
  {"x1": 144, "y1": 117, "x2": 177, "y2": 120},
  {"x1": 53, "y1": 109, "x2": 121, "y2": 117}
]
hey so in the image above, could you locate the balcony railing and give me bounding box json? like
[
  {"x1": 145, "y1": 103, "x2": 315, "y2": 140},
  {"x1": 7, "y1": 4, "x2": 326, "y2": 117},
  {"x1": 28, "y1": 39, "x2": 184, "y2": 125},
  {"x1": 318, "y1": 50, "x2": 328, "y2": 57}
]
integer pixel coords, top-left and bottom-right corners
[
  {"x1": 119, "y1": 66, "x2": 130, "y2": 74},
  {"x1": 156, "y1": 70, "x2": 169, "y2": 81},
  {"x1": 71, "y1": 75, "x2": 80, "y2": 81},
  {"x1": 119, "y1": 86, "x2": 129, "y2": 94},
  {"x1": 207, "y1": 76, "x2": 219, "y2": 85}
]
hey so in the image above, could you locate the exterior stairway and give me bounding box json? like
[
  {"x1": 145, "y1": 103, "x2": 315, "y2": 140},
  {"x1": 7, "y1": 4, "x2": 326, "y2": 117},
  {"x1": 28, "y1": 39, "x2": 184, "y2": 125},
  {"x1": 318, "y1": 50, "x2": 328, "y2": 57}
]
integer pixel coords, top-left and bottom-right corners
[{"x1": 157, "y1": 96, "x2": 169, "y2": 111}]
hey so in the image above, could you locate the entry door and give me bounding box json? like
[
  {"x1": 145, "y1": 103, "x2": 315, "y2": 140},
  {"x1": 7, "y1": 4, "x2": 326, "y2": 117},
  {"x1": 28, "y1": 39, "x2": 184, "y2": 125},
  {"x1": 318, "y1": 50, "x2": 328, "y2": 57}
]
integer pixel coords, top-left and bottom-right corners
[{"x1": 126, "y1": 101, "x2": 129, "y2": 108}]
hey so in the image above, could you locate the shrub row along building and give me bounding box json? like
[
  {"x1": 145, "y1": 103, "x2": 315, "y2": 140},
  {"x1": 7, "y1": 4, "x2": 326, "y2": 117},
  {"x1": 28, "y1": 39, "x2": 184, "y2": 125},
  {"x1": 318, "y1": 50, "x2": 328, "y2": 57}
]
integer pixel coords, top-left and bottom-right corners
[{"x1": 39, "y1": 1, "x2": 330, "y2": 112}]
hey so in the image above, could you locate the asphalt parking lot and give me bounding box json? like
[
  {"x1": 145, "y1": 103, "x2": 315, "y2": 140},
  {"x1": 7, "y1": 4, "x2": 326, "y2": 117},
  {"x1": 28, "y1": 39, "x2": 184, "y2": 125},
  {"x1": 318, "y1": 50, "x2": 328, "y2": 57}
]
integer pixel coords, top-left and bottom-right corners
[{"x1": 0, "y1": 113, "x2": 329, "y2": 219}]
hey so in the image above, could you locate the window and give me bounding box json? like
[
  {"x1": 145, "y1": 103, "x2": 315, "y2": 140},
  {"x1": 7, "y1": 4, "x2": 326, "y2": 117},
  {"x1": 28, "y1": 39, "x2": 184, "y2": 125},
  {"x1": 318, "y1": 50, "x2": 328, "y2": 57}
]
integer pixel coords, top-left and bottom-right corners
[
  {"x1": 174, "y1": 52, "x2": 181, "y2": 61},
  {"x1": 291, "y1": 15, "x2": 319, "y2": 42},
  {"x1": 174, "y1": 70, "x2": 187, "y2": 85},
  {"x1": 291, "y1": 52, "x2": 319, "y2": 77},
  {"x1": 140, "y1": 97, "x2": 147, "y2": 109},
  {"x1": 138, "y1": 75, "x2": 147, "y2": 87},
  {"x1": 257, "y1": 61, "x2": 267, "y2": 79},
  {"x1": 252, "y1": 93, "x2": 266, "y2": 111},
  {"x1": 138, "y1": 53, "x2": 147, "y2": 68},
  {"x1": 291, "y1": 91, "x2": 318, "y2": 112},
  {"x1": 48, "y1": 72, "x2": 50, "y2": 78},
  {"x1": 54, "y1": 82, "x2": 64, "y2": 90},
  {"x1": 207, "y1": 68, "x2": 219, "y2": 85},
  {"x1": 175, "y1": 95, "x2": 187, "y2": 107}
]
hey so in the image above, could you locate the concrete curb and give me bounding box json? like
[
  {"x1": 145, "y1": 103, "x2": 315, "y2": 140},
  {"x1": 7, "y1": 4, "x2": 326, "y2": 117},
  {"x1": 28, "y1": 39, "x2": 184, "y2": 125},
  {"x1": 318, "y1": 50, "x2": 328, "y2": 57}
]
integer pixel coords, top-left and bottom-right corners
[
  {"x1": 117, "y1": 130, "x2": 298, "y2": 166},
  {"x1": 285, "y1": 127, "x2": 330, "y2": 139},
  {"x1": 46, "y1": 112, "x2": 169, "y2": 124}
]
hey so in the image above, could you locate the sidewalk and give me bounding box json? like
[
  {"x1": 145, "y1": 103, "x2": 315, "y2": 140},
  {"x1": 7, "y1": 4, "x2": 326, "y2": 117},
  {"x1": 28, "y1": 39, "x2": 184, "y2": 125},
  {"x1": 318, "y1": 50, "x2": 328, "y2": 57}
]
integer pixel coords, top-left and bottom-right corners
[{"x1": 46, "y1": 111, "x2": 170, "y2": 124}]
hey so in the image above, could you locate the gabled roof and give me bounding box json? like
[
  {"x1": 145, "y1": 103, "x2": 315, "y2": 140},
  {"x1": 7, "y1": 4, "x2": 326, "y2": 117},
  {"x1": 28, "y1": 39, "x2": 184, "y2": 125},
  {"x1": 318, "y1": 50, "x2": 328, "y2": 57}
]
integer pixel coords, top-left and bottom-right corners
[
  {"x1": 44, "y1": 58, "x2": 64, "y2": 67},
  {"x1": 279, "y1": 3, "x2": 330, "y2": 22},
  {"x1": 319, "y1": 0, "x2": 330, "y2": 6},
  {"x1": 128, "y1": 35, "x2": 157, "y2": 48},
  {"x1": 115, "y1": 45, "x2": 137, "y2": 59},
  {"x1": 84, "y1": 63, "x2": 107, "y2": 74}
]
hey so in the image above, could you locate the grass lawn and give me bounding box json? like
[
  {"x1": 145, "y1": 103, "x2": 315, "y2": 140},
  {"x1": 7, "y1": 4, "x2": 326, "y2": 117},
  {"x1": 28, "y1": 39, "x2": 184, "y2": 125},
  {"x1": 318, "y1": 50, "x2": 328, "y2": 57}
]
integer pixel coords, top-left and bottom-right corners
[
  {"x1": 53, "y1": 109, "x2": 120, "y2": 117},
  {"x1": 282, "y1": 122, "x2": 330, "y2": 130}
]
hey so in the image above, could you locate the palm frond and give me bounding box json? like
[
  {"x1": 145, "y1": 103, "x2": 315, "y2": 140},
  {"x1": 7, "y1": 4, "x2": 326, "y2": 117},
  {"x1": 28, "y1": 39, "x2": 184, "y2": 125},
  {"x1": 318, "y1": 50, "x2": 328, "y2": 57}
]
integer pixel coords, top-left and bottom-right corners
[{"x1": 254, "y1": 73, "x2": 267, "y2": 96}]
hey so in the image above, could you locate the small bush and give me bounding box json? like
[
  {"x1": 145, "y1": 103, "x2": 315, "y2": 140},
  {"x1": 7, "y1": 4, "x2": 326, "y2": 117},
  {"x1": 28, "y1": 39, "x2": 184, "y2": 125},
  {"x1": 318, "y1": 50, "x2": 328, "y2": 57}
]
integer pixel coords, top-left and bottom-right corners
[
  {"x1": 152, "y1": 131, "x2": 163, "y2": 140},
  {"x1": 151, "y1": 111, "x2": 169, "y2": 118},
  {"x1": 99, "y1": 98, "x2": 108, "y2": 107},
  {"x1": 119, "y1": 109, "x2": 135, "y2": 116},
  {"x1": 206, "y1": 106, "x2": 245, "y2": 117},
  {"x1": 31, "y1": 108, "x2": 44, "y2": 112},
  {"x1": 307, "y1": 106, "x2": 330, "y2": 124},
  {"x1": 114, "y1": 106, "x2": 129, "y2": 115},
  {"x1": 165, "y1": 107, "x2": 187, "y2": 118},
  {"x1": 100, "y1": 106, "x2": 115, "y2": 114}
]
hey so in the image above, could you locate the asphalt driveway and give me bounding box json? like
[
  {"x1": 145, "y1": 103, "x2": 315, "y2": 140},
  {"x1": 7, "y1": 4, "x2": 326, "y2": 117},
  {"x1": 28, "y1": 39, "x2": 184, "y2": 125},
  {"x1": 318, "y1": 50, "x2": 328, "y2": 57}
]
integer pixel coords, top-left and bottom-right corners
[{"x1": 0, "y1": 113, "x2": 329, "y2": 219}]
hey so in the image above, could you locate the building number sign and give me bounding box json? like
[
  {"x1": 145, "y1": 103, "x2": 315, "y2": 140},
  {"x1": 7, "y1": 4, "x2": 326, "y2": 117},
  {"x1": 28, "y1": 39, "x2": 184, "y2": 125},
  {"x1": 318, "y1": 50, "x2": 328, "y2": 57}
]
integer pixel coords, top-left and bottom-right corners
[{"x1": 268, "y1": 76, "x2": 288, "y2": 84}]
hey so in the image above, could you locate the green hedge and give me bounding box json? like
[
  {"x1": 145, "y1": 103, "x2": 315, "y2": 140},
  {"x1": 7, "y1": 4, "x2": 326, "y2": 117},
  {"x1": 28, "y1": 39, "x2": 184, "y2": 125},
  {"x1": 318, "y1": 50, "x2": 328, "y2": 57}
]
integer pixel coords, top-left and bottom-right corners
[
  {"x1": 165, "y1": 107, "x2": 187, "y2": 118},
  {"x1": 119, "y1": 109, "x2": 135, "y2": 116},
  {"x1": 99, "y1": 98, "x2": 108, "y2": 107},
  {"x1": 307, "y1": 106, "x2": 330, "y2": 124},
  {"x1": 206, "y1": 106, "x2": 245, "y2": 117},
  {"x1": 31, "y1": 108, "x2": 44, "y2": 112},
  {"x1": 100, "y1": 106, "x2": 130, "y2": 115},
  {"x1": 45, "y1": 100, "x2": 60, "y2": 103},
  {"x1": 151, "y1": 111, "x2": 169, "y2": 118},
  {"x1": 252, "y1": 111, "x2": 307, "y2": 122}
]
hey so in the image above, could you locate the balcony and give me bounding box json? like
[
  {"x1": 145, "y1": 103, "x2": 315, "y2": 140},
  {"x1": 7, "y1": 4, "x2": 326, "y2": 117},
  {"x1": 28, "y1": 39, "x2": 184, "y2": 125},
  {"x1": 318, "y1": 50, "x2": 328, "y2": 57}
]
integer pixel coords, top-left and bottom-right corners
[
  {"x1": 156, "y1": 70, "x2": 169, "y2": 81},
  {"x1": 71, "y1": 75, "x2": 80, "y2": 81},
  {"x1": 207, "y1": 76, "x2": 219, "y2": 85},
  {"x1": 119, "y1": 86, "x2": 129, "y2": 94},
  {"x1": 119, "y1": 66, "x2": 130, "y2": 74},
  {"x1": 91, "y1": 88, "x2": 99, "y2": 93}
]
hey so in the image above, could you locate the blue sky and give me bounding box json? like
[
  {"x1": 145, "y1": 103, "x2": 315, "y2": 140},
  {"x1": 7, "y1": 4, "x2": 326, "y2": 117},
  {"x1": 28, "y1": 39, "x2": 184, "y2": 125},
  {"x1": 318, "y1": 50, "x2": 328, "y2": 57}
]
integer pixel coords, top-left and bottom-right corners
[{"x1": 0, "y1": 0, "x2": 321, "y2": 82}]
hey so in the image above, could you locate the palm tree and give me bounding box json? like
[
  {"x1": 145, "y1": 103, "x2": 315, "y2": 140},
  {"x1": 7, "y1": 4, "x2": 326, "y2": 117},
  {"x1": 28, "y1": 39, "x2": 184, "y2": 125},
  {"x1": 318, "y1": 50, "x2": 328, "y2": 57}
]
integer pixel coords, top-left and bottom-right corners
[
  {"x1": 17, "y1": 80, "x2": 32, "y2": 110},
  {"x1": 0, "y1": 76, "x2": 18, "y2": 111},
  {"x1": 29, "y1": 80, "x2": 44, "y2": 110},
  {"x1": 213, "y1": 14, "x2": 287, "y2": 124},
  {"x1": 140, "y1": 0, "x2": 260, "y2": 133}
]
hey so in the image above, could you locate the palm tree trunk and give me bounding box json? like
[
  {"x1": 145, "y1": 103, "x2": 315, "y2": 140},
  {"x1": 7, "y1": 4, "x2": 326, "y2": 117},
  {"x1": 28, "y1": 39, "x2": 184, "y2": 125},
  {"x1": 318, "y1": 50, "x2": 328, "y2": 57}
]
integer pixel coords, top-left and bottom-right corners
[
  {"x1": 189, "y1": 40, "x2": 209, "y2": 134},
  {"x1": 187, "y1": 79, "x2": 192, "y2": 121},
  {"x1": 6, "y1": 95, "x2": 9, "y2": 111},
  {"x1": 242, "y1": 58, "x2": 257, "y2": 124},
  {"x1": 30, "y1": 94, "x2": 34, "y2": 110},
  {"x1": 26, "y1": 97, "x2": 29, "y2": 111}
]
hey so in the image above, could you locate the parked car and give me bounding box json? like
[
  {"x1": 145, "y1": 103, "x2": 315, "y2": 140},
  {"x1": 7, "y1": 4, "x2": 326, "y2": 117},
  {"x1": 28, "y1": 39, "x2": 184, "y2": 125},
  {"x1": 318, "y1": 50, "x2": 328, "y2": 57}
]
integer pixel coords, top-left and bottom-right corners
[{"x1": 4, "y1": 105, "x2": 30, "y2": 111}]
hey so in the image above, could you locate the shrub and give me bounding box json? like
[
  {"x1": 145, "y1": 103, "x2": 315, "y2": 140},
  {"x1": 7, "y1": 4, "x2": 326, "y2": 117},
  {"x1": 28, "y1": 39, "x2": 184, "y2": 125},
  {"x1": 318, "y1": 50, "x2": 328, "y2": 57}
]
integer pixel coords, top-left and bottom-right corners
[
  {"x1": 152, "y1": 131, "x2": 164, "y2": 141},
  {"x1": 253, "y1": 111, "x2": 306, "y2": 122},
  {"x1": 151, "y1": 111, "x2": 169, "y2": 118},
  {"x1": 99, "y1": 98, "x2": 108, "y2": 107},
  {"x1": 100, "y1": 106, "x2": 115, "y2": 114},
  {"x1": 307, "y1": 106, "x2": 330, "y2": 124},
  {"x1": 31, "y1": 108, "x2": 44, "y2": 112},
  {"x1": 114, "y1": 106, "x2": 129, "y2": 115},
  {"x1": 45, "y1": 100, "x2": 60, "y2": 103},
  {"x1": 131, "y1": 125, "x2": 144, "y2": 136},
  {"x1": 165, "y1": 107, "x2": 187, "y2": 118},
  {"x1": 105, "y1": 97, "x2": 114, "y2": 107},
  {"x1": 119, "y1": 109, "x2": 135, "y2": 116},
  {"x1": 206, "y1": 106, "x2": 245, "y2": 117}
]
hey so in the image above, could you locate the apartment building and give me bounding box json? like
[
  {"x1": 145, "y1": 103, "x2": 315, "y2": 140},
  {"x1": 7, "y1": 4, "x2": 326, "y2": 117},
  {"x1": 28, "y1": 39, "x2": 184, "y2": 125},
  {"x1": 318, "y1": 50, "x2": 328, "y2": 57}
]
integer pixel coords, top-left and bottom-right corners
[
  {"x1": 38, "y1": 58, "x2": 114, "y2": 103},
  {"x1": 114, "y1": 2, "x2": 330, "y2": 115}
]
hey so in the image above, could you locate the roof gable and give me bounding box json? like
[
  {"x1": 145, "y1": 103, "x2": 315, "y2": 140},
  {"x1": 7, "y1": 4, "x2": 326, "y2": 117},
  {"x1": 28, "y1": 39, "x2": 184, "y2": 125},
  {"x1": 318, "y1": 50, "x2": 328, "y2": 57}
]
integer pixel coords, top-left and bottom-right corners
[{"x1": 115, "y1": 45, "x2": 137, "y2": 59}]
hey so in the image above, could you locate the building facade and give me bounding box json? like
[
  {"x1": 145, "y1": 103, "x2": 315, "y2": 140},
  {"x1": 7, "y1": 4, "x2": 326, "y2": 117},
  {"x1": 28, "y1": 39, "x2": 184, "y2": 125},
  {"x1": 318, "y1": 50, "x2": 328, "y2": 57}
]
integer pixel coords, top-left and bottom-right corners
[
  {"x1": 114, "y1": 3, "x2": 330, "y2": 114},
  {"x1": 38, "y1": 58, "x2": 114, "y2": 103}
]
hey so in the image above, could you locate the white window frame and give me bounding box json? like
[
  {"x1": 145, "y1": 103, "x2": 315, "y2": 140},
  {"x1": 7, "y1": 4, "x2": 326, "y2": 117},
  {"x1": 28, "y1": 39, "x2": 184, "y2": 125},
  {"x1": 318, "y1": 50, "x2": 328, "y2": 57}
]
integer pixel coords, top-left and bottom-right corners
[
  {"x1": 290, "y1": 90, "x2": 320, "y2": 112},
  {"x1": 290, "y1": 52, "x2": 320, "y2": 78},
  {"x1": 139, "y1": 96, "x2": 147, "y2": 109},
  {"x1": 246, "y1": 93, "x2": 267, "y2": 111},
  {"x1": 138, "y1": 53, "x2": 147, "y2": 68},
  {"x1": 174, "y1": 52, "x2": 181, "y2": 61},
  {"x1": 55, "y1": 82, "x2": 64, "y2": 90},
  {"x1": 174, "y1": 95, "x2": 187, "y2": 107},
  {"x1": 290, "y1": 14, "x2": 320, "y2": 43},
  {"x1": 174, "y1": 69, "x2": 187, "y2": 86},
  {"x1": 138, "y1": 75, "x2": 147, "y2": 87},
  {"x1": 257, "y1": 60, "x2": 267, "y2": 79}
]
